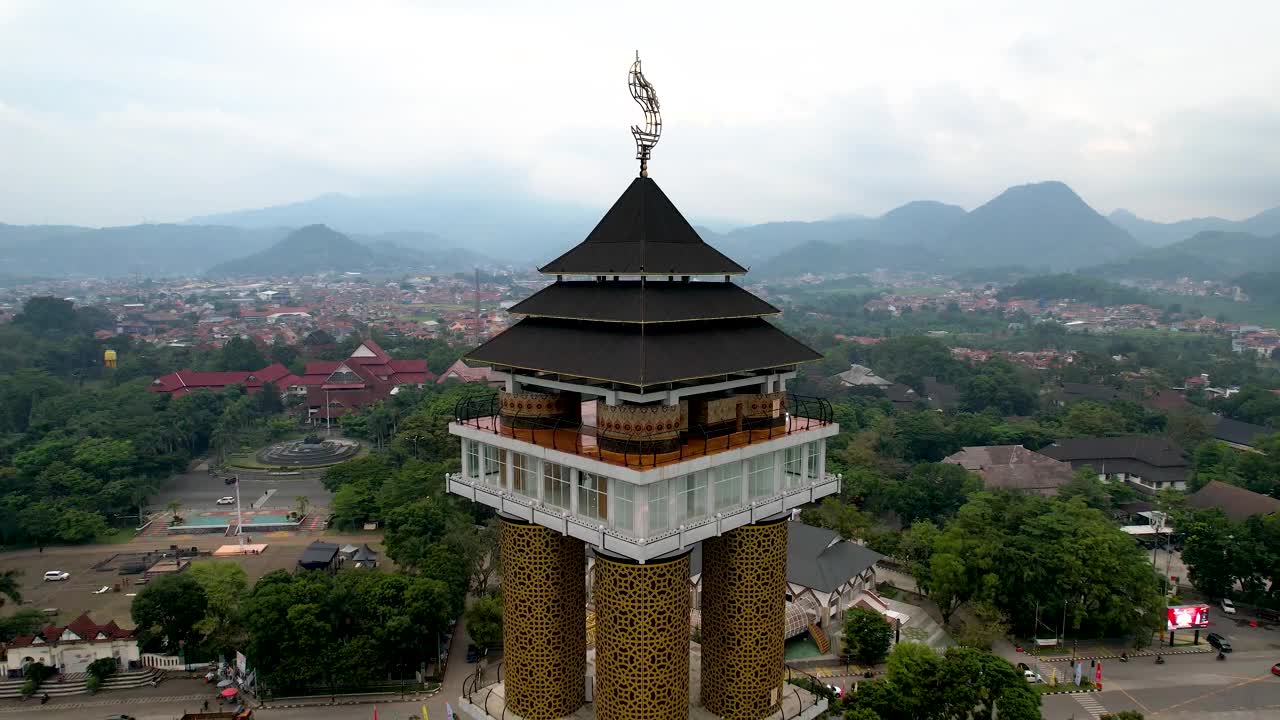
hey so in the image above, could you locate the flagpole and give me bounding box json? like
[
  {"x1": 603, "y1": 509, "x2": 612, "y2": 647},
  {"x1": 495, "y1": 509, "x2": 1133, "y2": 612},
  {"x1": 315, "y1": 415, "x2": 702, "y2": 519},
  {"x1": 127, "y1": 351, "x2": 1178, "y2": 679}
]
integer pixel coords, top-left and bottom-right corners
[{"x1": 234, "y1": 474, "x2": 244, "y2": 546}]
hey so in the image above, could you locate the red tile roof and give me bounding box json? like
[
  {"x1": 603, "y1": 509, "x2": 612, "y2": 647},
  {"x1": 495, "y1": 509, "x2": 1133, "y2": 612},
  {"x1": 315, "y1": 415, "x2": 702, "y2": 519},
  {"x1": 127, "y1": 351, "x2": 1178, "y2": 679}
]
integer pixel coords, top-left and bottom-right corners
[{"x1": 6, "y1": 612, "x2": 135, "y2": 648}]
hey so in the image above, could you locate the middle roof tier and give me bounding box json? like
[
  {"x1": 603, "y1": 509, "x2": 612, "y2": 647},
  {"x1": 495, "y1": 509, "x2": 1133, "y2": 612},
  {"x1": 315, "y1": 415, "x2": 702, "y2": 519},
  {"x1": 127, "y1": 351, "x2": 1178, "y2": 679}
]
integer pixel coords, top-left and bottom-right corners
[{"x1": 507, "y1": 279, "x2": 780, "y2": 324}]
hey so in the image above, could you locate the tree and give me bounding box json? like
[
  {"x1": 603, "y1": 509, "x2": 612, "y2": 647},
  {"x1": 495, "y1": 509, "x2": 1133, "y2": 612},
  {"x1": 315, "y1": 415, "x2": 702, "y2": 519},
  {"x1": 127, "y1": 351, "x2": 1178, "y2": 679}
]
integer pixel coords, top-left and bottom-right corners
[
  {"x1": 219, "y1": 337, "x2": 266, "y2": 372},
  {"x1": 951, "y1": 601, "x2": 1009, "y2": 650},
  {"x1": 0, "y1": 569, "x2": 21, "y2": 607},
  {"x1": 166, "y1": 501, "x2": 182, "y2": 521},
  {"x1": 0, "y1": 608, "x2": 45, "y2": 643},
  {"x1": 1178, "y1": 508, "x2": 1237, "y2": 599},
  {"x1": 295, "y1": 496, "x2": 310, "y2": 518},
  {"x1": 801, "y1": 497, "x2": 873, "y2": 540},
  {"x1": 843, "y1": 607, "x2": 892, "y2": 664},
  {"x1": 131, "y1": 574, "x2": 209, "y2": 654},
  {"x1": 56, "y1": 509, "x2": 109, "y2": 542},
  {"x1": 1063, "y1": 401, "x2": 1127, "y2": 437},
  {"x1": 466, "y1": 593, "x2": 503, "y2": 648},
  {"x1": 188, "y1": 561, "x2": 249, "y2": 653},
  {"x1": 891, "y1": 463, "x2": 981, "y2": 525}
]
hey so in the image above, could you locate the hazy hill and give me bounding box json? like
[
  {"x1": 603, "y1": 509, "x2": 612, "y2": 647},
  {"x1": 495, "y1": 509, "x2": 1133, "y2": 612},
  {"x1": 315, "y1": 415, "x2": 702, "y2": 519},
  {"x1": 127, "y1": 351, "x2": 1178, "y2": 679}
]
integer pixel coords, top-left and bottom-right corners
[
  {"x1": 0, "y1": 222, "x2": 287, "y2": 278},
  {"x1": 189, "y1": 190, "x2": 598, "y2": 262},
  {"x1": 206, "y1": 224, "x2": 494, "y2": 278},
  {"x1": 1086, "y1": 230, "x2": 1280, "y2": 281},
  {"x1": 753, "y1": 181, "x2": 1137, "y2": 276},
  {"x1": 1109, "y1": 207, "x2": 1280, "y2": 247},
  {"x1": 710, "y1": 200, "x2": 967, "y2": 265},
  {"x1": 943, "y1": 181, "x2": 1140, "y2": 270}
]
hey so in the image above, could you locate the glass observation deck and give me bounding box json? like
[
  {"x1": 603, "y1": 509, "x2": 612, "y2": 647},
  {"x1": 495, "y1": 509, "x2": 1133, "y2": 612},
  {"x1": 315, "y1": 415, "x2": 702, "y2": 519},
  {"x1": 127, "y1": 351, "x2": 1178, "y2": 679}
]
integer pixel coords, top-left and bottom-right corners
[{"x1": 447, "y1": 393, "x2": 841, "y2": 562}]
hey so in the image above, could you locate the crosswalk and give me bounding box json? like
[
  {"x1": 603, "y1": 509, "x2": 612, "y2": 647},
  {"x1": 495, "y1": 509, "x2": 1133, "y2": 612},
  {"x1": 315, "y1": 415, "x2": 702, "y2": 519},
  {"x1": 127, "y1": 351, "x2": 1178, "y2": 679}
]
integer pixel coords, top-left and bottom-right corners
[{"x1": 1073, "y1": 692, "x2": 1108, "y2": 719}]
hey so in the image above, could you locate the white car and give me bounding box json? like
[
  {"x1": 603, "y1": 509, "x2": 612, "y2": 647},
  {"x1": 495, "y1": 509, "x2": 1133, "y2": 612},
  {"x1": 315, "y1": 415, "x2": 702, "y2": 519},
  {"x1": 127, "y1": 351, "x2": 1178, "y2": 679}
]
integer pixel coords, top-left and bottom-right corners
[
  {"x1": 827, "y1": 684, "x2": 844, "y2": 699},
  {"x1": 215, "y1": 497, "x2": 235, "y2": 505},
  {"x1": 43, "y1": 571, "x2": 70, "y2": 582},
  {"x1": 1221, "y1": 598, "x2": 1237, "y2": 615},
  {"x1": 1023, "y1": 669, "x2": 1044, "y2": 683}
]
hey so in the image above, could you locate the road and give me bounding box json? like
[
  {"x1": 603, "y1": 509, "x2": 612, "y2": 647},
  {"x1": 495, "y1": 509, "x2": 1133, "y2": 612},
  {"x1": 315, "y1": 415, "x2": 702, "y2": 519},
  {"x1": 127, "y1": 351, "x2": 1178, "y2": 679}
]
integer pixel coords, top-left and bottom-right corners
[
  {"x1": 150, "y1": 466, "x2": 332, "y2": 518},
  {"x1": 1039, "y1": 648, "x2": 1280, "y2": 719}
]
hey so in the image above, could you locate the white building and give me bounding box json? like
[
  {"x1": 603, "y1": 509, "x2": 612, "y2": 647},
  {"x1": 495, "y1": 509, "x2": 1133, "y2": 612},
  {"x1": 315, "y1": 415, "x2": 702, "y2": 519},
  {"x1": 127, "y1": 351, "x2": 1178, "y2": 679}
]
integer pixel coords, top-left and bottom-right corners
[{"x1": 3, "y1": 613, "x2": 140, "y2": 675}]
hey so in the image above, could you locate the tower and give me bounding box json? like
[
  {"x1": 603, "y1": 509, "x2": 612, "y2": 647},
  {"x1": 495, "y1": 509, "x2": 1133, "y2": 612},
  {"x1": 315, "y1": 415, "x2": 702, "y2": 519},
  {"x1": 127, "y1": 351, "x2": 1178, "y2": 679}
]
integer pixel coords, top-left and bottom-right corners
[{"x1": 448, "y1": 55, "x2": 839, "y2": 720}]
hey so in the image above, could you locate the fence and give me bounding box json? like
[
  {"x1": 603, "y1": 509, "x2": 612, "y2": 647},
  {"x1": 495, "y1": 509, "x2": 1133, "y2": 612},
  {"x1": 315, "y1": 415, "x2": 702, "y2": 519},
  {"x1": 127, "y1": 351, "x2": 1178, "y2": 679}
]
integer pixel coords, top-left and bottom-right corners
[
  {"x1": 454, "y1": 392, "x2": 834, "y2": 470},
  {"x1": 140, "y1": 654, "x2": 207, "y2": 671}
]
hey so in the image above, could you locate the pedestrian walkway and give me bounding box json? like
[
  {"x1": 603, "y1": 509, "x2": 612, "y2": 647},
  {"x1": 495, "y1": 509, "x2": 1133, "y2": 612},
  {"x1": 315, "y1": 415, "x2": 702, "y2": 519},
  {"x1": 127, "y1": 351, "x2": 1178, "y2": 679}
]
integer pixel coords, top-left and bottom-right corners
[
  {"x1": 137, "y1": 517, "x2": 171, "y2": 538},
  {"x1": 301, "y1": 513, "x2": 327, "y2": 532},
  {"x1": 1073, "y1": 692, "x2": 1108, "y2": 719},
  {"x1": 0, "y1": 693, "x2": 210, "y2": 714}
]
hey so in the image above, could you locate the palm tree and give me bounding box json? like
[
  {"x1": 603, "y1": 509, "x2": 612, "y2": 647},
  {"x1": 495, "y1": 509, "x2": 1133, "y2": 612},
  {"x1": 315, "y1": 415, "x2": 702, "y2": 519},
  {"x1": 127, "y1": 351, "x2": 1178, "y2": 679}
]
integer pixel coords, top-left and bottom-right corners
[
  {"x1": 295, "y1": 496, "x2": 310, "y2": 519},
  {"x1": 166, "y1": 501, "x2": 182, "y2": 521},
  {"x1": 0, "y1": 569, "x2": 22, "y2": 607}
]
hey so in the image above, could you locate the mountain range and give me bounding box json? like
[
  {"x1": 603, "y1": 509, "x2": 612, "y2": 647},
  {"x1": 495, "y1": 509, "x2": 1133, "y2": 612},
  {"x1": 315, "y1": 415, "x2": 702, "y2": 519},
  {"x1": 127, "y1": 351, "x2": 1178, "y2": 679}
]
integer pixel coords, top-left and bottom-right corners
[
  {"x1": 3, "y1": 180, "x2": 1277, "y2": 282},
  {"x1": 737, "y1": 181, "x2": 1142, "y2": 277},
  {"x1": 1107, "y1": 207, "x2": 1280, "y2": 247}
]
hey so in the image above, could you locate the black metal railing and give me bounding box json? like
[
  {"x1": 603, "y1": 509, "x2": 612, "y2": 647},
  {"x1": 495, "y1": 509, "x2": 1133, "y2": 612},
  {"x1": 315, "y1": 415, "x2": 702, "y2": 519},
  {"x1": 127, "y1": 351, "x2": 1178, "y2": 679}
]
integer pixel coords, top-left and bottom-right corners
[{"x1": 453, "y1": 392, "x2": 834, "y2": 470}]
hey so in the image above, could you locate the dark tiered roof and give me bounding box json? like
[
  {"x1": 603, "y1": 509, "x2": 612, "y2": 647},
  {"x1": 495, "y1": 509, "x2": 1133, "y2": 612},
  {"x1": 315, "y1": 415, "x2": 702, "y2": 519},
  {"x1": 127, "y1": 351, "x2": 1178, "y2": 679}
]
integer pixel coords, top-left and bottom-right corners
[
  {"x1": 468, "y1": 173, "x2": 818, "y2": 388},
  {"x1": 467, "y1": 317, "x2": 819, "y2": 389},
  {"x1": 539, "y1": 177, "x2": 746, "y2": 276},
  {"x1": 508, "y1": 280, "x2": 779, "y2": 323}
]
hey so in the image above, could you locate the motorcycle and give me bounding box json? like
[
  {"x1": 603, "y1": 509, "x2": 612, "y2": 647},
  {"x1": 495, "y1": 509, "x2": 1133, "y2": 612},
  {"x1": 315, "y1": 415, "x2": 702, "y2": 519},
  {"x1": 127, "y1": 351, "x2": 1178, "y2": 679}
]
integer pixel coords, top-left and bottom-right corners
[
  {"x1": 1155, "y1": 655, "x2": 1165, "y2": 664},
  {"x1": 1217, "y1": 652, "x2": 1226, "y2": 661}
]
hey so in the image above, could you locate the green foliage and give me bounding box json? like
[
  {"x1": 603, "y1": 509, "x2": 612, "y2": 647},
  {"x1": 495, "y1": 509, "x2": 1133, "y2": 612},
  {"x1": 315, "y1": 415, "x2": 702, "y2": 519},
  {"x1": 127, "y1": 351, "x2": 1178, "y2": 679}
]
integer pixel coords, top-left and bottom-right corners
[
  {"x1": 916, "y1": 492, "x2": 1164, "y2": 641},
  {"x1": 0, "y1": 608, "x2": 45, "y2": 643},
  {"x1": 844, "y1": 643, "x2": 1038, "y2": 720},
  {"x1": 187, "y1": 561, "x2": 249, "y2": 653},
  {"x1": 0, "y1": 568, "x2": 20, "y2": 607},
  {"x1": 843, "y1": 607, "x2": 892, "y2": 664},
  {"x1": 998, "y1": 274, "x2": 1151, "y2": 306},
  {"x1": 86, "y1": 657, "x2": 118, "y2": 680},
  {"x1": 1101, "y1": 712, "x2": 1145, "y2": 720},
  {"x1": 465, "y1": 592, "x2": 504, "y2": 649},
  {"x1": 958, "y1": 361, "x2": 1037, "y2": 415},
  {"x1": 951, "y1": 601, "x2": 1010, "y2": 650},
  {"x1": 242, "y1": 568, "x2": 457, "y2": 691},
  {"x1": 1213, "y1": 385, "x2": 1280, "y2": 427},
  {"x1": 1178, "y1": 507, "x2": 1280, "y2": 605},
  {"x1": 892, "y1": 463, "x2": 982, "y2": 525},
  {"x1": 131, "y1": 574, "x2": 209, "y2": 654}
]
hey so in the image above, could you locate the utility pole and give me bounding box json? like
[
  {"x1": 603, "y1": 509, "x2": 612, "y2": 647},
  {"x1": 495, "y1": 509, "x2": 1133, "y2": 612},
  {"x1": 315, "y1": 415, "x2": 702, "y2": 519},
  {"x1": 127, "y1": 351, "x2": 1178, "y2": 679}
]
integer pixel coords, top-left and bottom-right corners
[{"x1": 233, "y1": 475, "x2": 244, "y2": 547}]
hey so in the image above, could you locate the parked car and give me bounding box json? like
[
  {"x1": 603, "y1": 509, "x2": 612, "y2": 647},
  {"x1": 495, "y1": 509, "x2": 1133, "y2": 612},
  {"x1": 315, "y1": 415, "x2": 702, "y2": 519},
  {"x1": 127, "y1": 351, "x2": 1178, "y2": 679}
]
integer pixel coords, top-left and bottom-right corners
[
  {"x1": 1271, "y1": 662, "x2": 1280, "y2": 677},
  {"x1": 216, "y1": 496, "x2": 235, "y2": 505},
  {"x1": 1260, "y1": 608, "x2": 1280, "y2": 622},
  {"x1": 224, "y1": 476, "x2": 238, "y2": 485},
  {"x1": 466, "y1": 644, "x2": 484, "y2": 663},
  {"x1": 103, "y1": 715, "x2": 137, "y2": 720},
  {"x1": 1208, "y1": 632, "x2": 1233, "y2": 653},
  {"x1": 43, "y1": 570, "x2": 70, "y2": 582},
  {"x1": 1016, "y1": 662, "x2": 1043, "y2": 683},
  {"x1": 827, "y1": 684, "x2": 844, "y2": 699},
  {"x1": 1221, "y1": 598, "x2": 1237, "y2": 615}
]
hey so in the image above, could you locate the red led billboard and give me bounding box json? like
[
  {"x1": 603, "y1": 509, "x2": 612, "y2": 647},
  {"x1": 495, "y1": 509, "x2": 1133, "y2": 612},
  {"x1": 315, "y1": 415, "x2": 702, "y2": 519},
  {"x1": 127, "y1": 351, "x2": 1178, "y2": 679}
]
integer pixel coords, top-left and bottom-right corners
[{"x1": 1167, "y1": 604, "x2": 1209, "y2": 630}]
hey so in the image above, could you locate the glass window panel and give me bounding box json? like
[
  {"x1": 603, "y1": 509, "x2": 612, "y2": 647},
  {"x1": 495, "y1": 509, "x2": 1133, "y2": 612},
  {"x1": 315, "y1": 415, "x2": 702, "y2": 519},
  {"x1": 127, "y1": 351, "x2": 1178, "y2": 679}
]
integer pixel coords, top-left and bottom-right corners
[
  {"x1": 484, "y1": 445, "x2": 505, "y2": 487},
  {"x1": 542, "y1": 461, "x2": 570, "y2": 509},
  {"x1": 466, "y1": 441, "x2": 480, "y2": 479},
  {"x1": 749, "y1": 453, "x2": 775, "y2": 499},
  {"x1": 577, "y1": 472, "x2": 609, "y2": 522},
  {"x1": 511, "y1": 453, "x2": 538, "y2": 497},
  {"x1": 677, "y1": 472, "x2": 708, "y2": 524},
  {"x1": 807, "y1": 442, "x2": 820, "y2": 480},
  {"x1": 712, "y1": 462, "x2": 743, "y2": 511},
  {"x1": 614, "y1": 482, "x2": 635, "y2": 533},
  {"x1": 647, "y1": 480, "x2": 670, "y2": 534},
  {"x1": 784, "y1": 446, "x2": 803, "y2": 489}
]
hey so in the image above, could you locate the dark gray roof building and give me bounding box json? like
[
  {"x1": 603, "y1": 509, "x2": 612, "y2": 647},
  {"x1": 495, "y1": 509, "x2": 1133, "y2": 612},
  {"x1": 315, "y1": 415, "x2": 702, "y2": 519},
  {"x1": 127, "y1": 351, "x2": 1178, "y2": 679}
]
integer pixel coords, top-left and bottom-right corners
[
  {"x1": 688, "y1": 521, "x2": 884, "y2": 593},
  {"x1": 1040, "y1": 436, "x2": 1189, "y2": 492},
  {"x1": 1186, "y1": 480, "x2": 1280, "y2": 522},
  {"x1": 1210, "y1": 416, "x2": 1276, "y2": 450}
]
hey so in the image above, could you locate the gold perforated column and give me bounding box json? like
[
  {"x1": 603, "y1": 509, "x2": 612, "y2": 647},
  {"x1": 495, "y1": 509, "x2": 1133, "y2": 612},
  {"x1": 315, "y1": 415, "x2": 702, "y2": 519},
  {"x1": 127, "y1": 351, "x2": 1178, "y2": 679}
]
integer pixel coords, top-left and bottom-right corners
[
  {"x1": 594, "y1": 549, "x2": 692, "y2": 720},
  {"x1": 700, "y1": 517, "x2": 788, "y2": 718},
  {"x1": 499, "y1": 517, "x2": 586, "y2": 719}
]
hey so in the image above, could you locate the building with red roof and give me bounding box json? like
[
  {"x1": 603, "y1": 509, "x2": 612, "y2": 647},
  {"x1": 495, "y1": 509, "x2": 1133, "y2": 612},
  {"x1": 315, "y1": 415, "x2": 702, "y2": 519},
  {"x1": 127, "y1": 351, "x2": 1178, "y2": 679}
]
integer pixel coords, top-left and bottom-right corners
[
  {"x1": 301, "y1": 339, "x2": 435, "y2": 424},
  {"x1": 149, "y1": 362, "x2": 305, "y2": 398},
  {"x1": 3, "y1": 612, "x2": 140, "y2": 674}
]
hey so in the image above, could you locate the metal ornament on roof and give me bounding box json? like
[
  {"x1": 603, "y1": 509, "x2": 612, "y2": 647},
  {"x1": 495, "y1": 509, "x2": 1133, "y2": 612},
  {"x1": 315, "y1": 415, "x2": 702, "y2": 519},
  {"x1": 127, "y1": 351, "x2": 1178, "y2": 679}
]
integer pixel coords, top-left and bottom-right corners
[{"x1": 628, "y1": 51, "x2": 661, "y2": 177}]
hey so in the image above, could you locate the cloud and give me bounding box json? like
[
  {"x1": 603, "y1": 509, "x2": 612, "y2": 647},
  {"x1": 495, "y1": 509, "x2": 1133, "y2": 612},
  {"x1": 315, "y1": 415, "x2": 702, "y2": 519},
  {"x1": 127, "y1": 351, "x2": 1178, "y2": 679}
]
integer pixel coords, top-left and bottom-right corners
[{"x1": 0, "y1": 0, "x2": 1278, "y2": 226}]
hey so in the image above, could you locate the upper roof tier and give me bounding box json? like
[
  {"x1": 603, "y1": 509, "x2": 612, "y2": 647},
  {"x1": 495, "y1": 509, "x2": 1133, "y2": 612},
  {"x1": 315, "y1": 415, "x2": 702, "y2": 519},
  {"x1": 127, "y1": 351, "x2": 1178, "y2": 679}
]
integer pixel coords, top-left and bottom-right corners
[
  {"x1": 507, "y1": 280, "x2": 779, "y2": 323},
  {"x1": 539, "y1": 177, "x2": 747, "y2": 276}
]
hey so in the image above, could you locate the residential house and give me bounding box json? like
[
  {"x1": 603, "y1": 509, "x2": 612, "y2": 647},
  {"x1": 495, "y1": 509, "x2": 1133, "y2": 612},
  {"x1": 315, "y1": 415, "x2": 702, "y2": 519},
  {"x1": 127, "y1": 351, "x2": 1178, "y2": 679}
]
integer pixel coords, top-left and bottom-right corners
[
  {"x1": 1055, "y1": 382, "x2": 1126, "y2": 406},
  {"x1": 1040, "y1": 436, "x2": 1189, "y2": 493},
  {"x1": 834, "y1": 364, "x2": 892, "y2": 388},
  {"x1": 436, "y1": 358, "x2": 504, "y2": 387},
  {"x1": 942, "y1": 445, "x2": 1075, "y2": 496},
  {"x1": 3, "y1": 613, "x2": 140, "y2": 675},
  {"x1": 1209, "y1": 416, "x2": 1276, "y2": 452},
  {"x1": 1185, "y1": 480, "x2": 1280, "y2": 522}
]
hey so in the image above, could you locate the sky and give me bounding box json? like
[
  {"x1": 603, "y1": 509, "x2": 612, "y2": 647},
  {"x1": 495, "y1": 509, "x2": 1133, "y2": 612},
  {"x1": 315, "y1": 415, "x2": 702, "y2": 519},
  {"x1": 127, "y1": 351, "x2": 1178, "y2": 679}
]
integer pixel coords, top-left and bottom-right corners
[{"x1": 1, "y1": 0, "x2": 1278, "y2": 228}]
